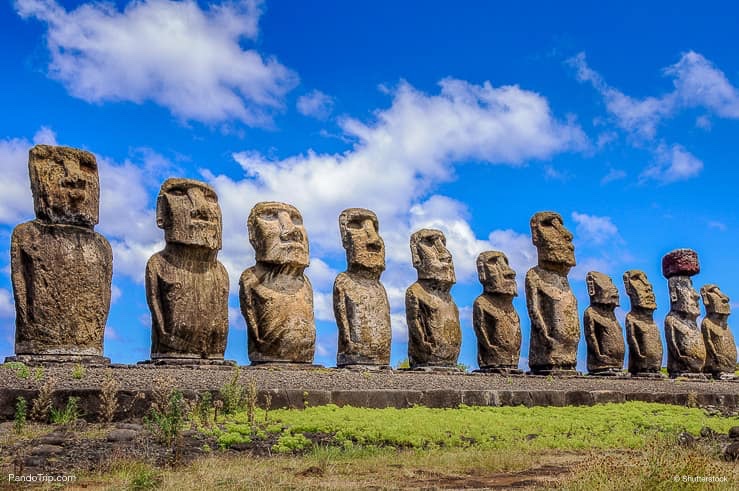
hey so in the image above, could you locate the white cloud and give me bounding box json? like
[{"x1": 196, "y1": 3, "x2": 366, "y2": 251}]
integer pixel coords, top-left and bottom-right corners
[
  {"x1": 665, "y1": 51, "x2": 739, "y2": 118},
  {"x1": 695, "y1": 115, "x2": 712, "y2": 130},
  {"x1": 600, "y1": 168, "x2": 626, "y2": 185},
  {"x1": 708, "y1": 221, "x2": 727, "y2": 231},
  {"x1": 572, "y1": 212, "x2": 619, "y2": 245},
  {"x1": 16, "y1": 0, "x2": 297, "y2": 126},
  {"x1": 0, "y1": 127, "x2": 57, "y2": 224},
  {"x1": 297, "y1": 90, "x2": 334, "y2": 120},
  {"x1": 641, "y1": 143, "x2": 703, "y2": 183},
  {"x1": 0, "y1": 288, "x2": 14, "y2": 318}
]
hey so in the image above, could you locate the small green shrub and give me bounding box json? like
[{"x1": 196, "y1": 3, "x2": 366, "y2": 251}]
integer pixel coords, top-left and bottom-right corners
[
  {"x1": 71, "y1": 363, "x2": 86, "y2": 380},
  {"x1": 32, "y1": 367, "x2": 44, "y2": 381},
  {"x1": 273, "y1": 432, "x2": 311, "y2": 453},
  {"x1": 219, "y1": 368, "x2": 246, "y2": 415},
  {"x1": 14, "y1": 397, "x2": 27, "y2": 433},
  {"x1": 51, "y1": 396, "x2": 80, "y2": 425},
  {"x1": 129, "y1": 465, "x2": 161, "y2": 491},
  {"x1": 144, "y1": 389, "x2": 189, "y2": 446},
  {"x1": 217, "y1": 431, "x2": 252, "y2": 449},
  {"x1": 5, "y1": 361, "x2": 30, "y2": 379}
]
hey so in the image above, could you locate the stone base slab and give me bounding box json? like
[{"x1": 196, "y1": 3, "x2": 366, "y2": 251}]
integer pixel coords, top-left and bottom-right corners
[
  {"x1": 474, "y1": 368, "x2": 524, "y2": 375},
  {"x1": 248, "y1": 363, "x2": 325, "y2": 370},
  {"x1": 137, "y1": 358, "x2": 237, "y2": 368},
  {"x1": 4, "y1": 354, "x2": 110, "y2": 367},
  {"x1": 629, "y1": 372, "x2": 667, "y2": 379},
  {"x1": 528, "y1": 369, "x2": 581, "y2": 377}
]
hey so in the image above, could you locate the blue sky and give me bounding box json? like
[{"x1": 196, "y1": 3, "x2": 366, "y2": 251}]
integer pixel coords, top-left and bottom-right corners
[{"x1": 1, "y1": 0, "x2": 738, "y2": 370}]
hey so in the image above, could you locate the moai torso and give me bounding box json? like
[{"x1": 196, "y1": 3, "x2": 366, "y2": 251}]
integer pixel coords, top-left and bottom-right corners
[
  {"x1": 239, "y1": 202, "x2": 316, "y2": 364},
  {"x1": 334, "y1": 272, "x2": 391, "y2": 366},
  {"x1": 406, "y1": 229, "x2": 461, "y2": 368},
  {"x1": 623, "y1": 270, "x2": 662, "y2": 374},
  {"x1": 12, "y1": 221, "x2": 112, "y2": 355},
  {"x1": 146, "y1": 178, "x2": 229, "y2": 361},
  {"x1": 146, "y1": 249, "x2": 229, "y2": 358},
  {"x1": 473, "y1": 251, "x2": 521, "y2": 369},
  {"x1": 406, "y1": 281, "x2": 461, "y2": 367},
  {"x1": 11, "y1": 145, "x2": 112, "y2": 357},
  {"x1": 583, "y1": 272, "x2": 625, "y2": 374},
  {"x1": 700, "y1": 285, "x2": 737, "y2": 376},
  {"x1": 334, "y1": 208, "x2": 391, "y2": 367},
  {"x1": 525, "y1": 212, "x2": 580, "y2": 373}
]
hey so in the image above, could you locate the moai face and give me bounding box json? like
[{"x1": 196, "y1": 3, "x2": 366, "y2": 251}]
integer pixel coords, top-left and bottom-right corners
[
  {"x1": 623, "y1": 270, "x2": 657, "y2": 310},
  {"x1": 586, "y1": 271, "x2": 619, "y2": 307},
  {"x1": 339, "y1": 208, "x2": 385, "y2": 273},
  {"x1": 29, "y1": 144, "x2": 100, "y2": 228},
  {"x1": 248, "y1": 201, "x2": 309, "y2": 267},
  {"x1": 701, "y1": 284, "x2": 731, "y2": 316},
  {"x1": 668, "y1": 276, "x2": 701, "y2": 317},
  {"x1": 477, "y1": 251, "x2": 517, "y2": 295},
  {"x1": 530, "y1": 211, "x2": 576, "y2": 267},
  {"x1": 410, "y1": 229, "x2": 455, "y2": 284},
  {"x1": 156, "y1": 178, "x2": 222, "y2": 250}
]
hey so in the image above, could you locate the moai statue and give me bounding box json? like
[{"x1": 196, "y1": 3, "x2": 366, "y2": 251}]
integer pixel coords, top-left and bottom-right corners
[
  {"x1": 623, "y1": 270, "x2": 663, "y2": 378},
  {"x1": 334, "y1": 208, "x2": 391, "y2": 368},
  {"x1": 9, "y1": 145, "x2": 112, "y2": 365},
  {"x1": 472, "y1": 251, "x2": 522, "y2": 374},
  {"x1": 405, "y1": 229, "x2": 461, "y2": 369},
  {"x1": 700, "y1": 284, "x2": 737, "y2": 380},
  {"x1": 145, "y1": 178, "x2": 230, "y2": 364},
  {"x1": 662, "y1": 249, "x2": 706, "y2": 378},
  {"x1": 239, "y1": 202, "x2": 316, "y2": 364},
  {"x1": 525, "y1": 212, "x2": 580, "y2": 375},
  {"x1": 583, "y1": 271, "x2": 625, "y2": 376}
]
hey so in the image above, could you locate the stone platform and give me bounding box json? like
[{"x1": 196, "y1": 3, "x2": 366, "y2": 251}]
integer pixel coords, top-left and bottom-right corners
[{"x1": 1, "y1": 365, "x2": 737, "y2": 422}]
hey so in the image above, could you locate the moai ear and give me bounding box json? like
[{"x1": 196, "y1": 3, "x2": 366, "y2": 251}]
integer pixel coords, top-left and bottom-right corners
[
  {"x1": 586, "y1": 275, "x2": 595, "y2": 296},
  {"x1": 670, "y1": 290, "x2": 678, "y2": 303},
  {"x1": 155, "y1": 194, "x2": 169, "y2": 230}
]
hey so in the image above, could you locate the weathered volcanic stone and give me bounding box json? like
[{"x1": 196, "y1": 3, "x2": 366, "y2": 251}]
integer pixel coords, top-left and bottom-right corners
[
  {"x1": 145, "y1": 178, "x2": 229, "y2": 362},
  {"x1": 584, "y1": 271, "x2": 625, "y2": 375},
  {"x1": 623, "y1": 270, "x2": 663, "y2": 376},
  {"x1": 525, "y1": 212, "x2": 579, "y2": 374},
  {"x1": 240, "y1": 202, "x2": 316, "y2": 364},
  {"x1": 334, "y1": 208, "x2": 391, "y2": 368},
  {"x1": 472, "y1": 251, "x2": 521, "y2": 372},
  {"x1": 10, "y1": 145, "x2": 112, "y2": 362},
  {"x1": 700, "y1": 284, "x2": 737, "y2": 379},
  {"x1": 664, "y1": 274, "x2": 706, "y2": 377},
  {"x1": 662, "y1": 248, "x2": 700, "y2": 278},
  {"x1": 406, "y1": 229, "x2": 461, "y2": 368}
]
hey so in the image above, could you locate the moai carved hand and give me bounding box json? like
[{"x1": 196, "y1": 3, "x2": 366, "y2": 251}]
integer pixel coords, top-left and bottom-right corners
[
  {"x1": 662, "y1": 249, "x2": 706, "y2": 378},
  {"x1": 333, "y1": 208, "x2": 391, "y2": 368},
  {"x1": 525, "y1": 212, "x2": 579, "y2": 375},
  {"x1": 10, "y1": 145, "x2": 112, "y2": 364},
  {"x1": 405, "y1": 229, "x2": 461, "y2": 369},
  {"x1": 239, "y1": 202, "x2": 316, "y2": 364},
  {"x1": 472, "y1": 251, "x2": 521, "y2": 373},
  {"x1": 623, "y1": 270, "x2": 663, "y2": 377},
  {"x1": 145, "y1": 178, "x2": 229, "y2": 363},
  {"x1": 700, "y1": 284, "x2": 737, "y2": 379},
  {"x1": 583, "y1": 271, "x2": 625, "y2": 375}
]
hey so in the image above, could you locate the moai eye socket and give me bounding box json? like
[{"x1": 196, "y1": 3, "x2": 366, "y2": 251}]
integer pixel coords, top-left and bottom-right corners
[
  {"x1": 204, "y1": 190, "x2": 218, "y2": 203},
  {"x1": 169, "y1": 188, "x2": 186, "y2": 197},
  {"x1": 290, "y1": 212, "x2": 303, "y2": 226},
  {"x1": 347, "y1": 219, "x2": 363, "y2": 229}
]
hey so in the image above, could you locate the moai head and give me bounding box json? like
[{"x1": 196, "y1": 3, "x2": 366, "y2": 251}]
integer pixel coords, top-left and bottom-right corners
[
  {"x1": 530, "y1": 211, "x2": 576, "y2": 269},
  {"x1": 29, "y1": 144, "x2": 100, "y2": 228},
  {"x1": 248, "y1": 201, "x2": 309, "y2": 267},
  {"x1": 668, "y1": 276, "x2": 701, "y2": 318},
  {"x1": 156, "y1": 178, "x2": 222, "y2": 250},
  {"x1": 701, "y1": 284, "x2": 731, "y2": 316},
  {"x1": 339, "y1": 208, "x2": 385, "y2": 274},
  {"x1": 410, "y1": 229, "x2": 455, "y2": 284},
  {"x1": 586, "y1": 271, "x2": 619, "y2": 307},
  {"x1": 476, "y1": 251, "x2": 517, "y2": 296},
  {"x1": 623, "y1": 270, "x2": 657, "y2": 310}
]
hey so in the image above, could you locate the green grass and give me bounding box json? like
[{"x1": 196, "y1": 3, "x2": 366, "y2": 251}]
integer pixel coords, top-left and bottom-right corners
[{"x1": 216, "y1": 402, "x2": 737, "y2": 452}]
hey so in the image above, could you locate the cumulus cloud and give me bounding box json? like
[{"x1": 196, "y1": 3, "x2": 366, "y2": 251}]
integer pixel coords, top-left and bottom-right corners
[
  {"x1": 297, "y1": 90, "x2": 334, "y2": 120},
  {"x1": 0, "y1": 127, "x2": 57, "y2": 223},
  {"x1": 0, "y1": 288, "x2": 14, "y2": 318},
  {"x1": 571, "y1": 212, "x2": 619, "y2": 245},
  {"x1": 16, "y1": 0, "x2": 297, "y2": 125},
  {"x1": 640, "y1": 143, "x2": 703, "y2": 184}
]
